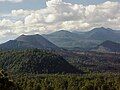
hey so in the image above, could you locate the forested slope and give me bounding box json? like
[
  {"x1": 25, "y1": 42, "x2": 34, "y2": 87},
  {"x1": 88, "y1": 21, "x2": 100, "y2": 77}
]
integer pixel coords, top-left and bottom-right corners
[{"x1": 0, "y1": 49, "x2": 81, "y2": 74}]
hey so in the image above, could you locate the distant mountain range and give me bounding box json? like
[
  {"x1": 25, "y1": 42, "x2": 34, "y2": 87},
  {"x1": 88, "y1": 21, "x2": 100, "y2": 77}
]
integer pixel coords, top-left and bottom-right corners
[
  {"x1": 0, "y1": 34, "x2": 60, "y2": 50},
  {"x1": 85, "y1": 27, "x2": 120, "y2": 40},
  {"x1": 43, "y1": 27, "x2": 120, "y2": 50},
  {"x1": 93, "y1": 40, "x2": 120, "y2": 52},
  {"x1": 0, "y1": 27, "x2": 120, "y2": 52},
  {"x1": 43, "y1": 30, "x2": 82, "y2": 49}
]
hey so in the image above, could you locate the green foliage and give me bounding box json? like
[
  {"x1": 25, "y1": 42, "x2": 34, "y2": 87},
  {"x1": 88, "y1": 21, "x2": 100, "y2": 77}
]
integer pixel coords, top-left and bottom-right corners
[
  {"x1": 0, "y1": 49, "x2": 81, "y2": 74},
  {"x1": 13, "y1": 74, "x2": 120, "y2": 90},
  {"x1": 0, "y1": 49, "x2": 120, "y2": 90},
  {"x1": 66, "y1": 51, "x2": 120, "y2": 73},
  {"x1": 0, "y1": 69, "x2": 20, "y2": 90}
]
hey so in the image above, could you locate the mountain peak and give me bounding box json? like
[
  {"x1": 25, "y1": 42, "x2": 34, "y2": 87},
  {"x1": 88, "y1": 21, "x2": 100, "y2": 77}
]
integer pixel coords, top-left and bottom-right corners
[
  {"x1": 86, "y1": 27, "x2": 117, "y2": 40},
  {"x1": 44, "y1": 30, "x2": 79, "y2": 38},
  {"x1": 18, "y1": 34, "x2": 41, "y2": 37},
  {"x1": 91, "y1": 27, "x2": 114, "y2": 33},
  {"x1": 0, "y1": 34, "x2": 60, "y2": 50},
  {"x1": 58, "y1": 30, "x2": 71, "y2": 32},
  {"x1": 52, "y1": 30, "x2": 72, "y2": 34},
  {"x1": 21, "y1": 34, "x2": 26, "y2": 36},
  {"x1": 100, "y1": 27, "x2": 106, "y2": 29},
  {"x1": 16, "y1": 34, "x2": 43, "y2": 41}
]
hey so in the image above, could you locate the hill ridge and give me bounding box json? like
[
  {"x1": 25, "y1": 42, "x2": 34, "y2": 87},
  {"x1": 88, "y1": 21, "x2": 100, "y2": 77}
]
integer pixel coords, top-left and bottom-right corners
[{"x1": 0, "y1": 34, "x2": 60, "y2": 50}]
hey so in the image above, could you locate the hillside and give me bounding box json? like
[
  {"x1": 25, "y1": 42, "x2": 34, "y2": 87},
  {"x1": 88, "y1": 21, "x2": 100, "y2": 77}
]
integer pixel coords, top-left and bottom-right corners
[
  {"x1": 43, "y1": 30, "x2": 99, "y2": 49},
  {"x1": 86, "y1": 27, "x2": 120, "y2": 40},
  {"x1": 43, "y1": 27, "x2": 120, "y2": 50},
  {"x1": 0, "y1": 34, "x2": 60, "y2": 50},
  {"x1": 93, "y1": 40, "x2": 120, "y2": 52},
  {"x1": 0, "y1": 49, "x2": 82, "y2": 74},
  {"x1": 44, "y1": 30, "x2": 80, "y2": 39},
  {"x1": 57, "y1": 51, "x2": 120, "y2": 73},
  {"x1": 1, "y1": 27, "x2": 118, "y2": 51},
  {"x1": 43, "y1": 30, "x2": 82, "y2": 48}
]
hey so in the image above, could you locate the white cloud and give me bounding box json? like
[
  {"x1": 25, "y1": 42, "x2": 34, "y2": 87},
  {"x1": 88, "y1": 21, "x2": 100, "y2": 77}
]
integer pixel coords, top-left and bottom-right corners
[
  {"x1": 61, "y1": 21, "x2": 90, "y2": 30},
  {"x1": 0, "y1": 19, "x2": 13, "y2": 26},
  {"x1": 0, "y1": 0, "x2": 120, "y2": 43},
  {"x1": 45, "y1": 14, "x2": 56, "y2": 23},
  {"x1": 11, "y1": 9, "x2": 35, "y2": 16},
  {"x1": 46, "y1": 0, "x2": 63, "y2": 7}
]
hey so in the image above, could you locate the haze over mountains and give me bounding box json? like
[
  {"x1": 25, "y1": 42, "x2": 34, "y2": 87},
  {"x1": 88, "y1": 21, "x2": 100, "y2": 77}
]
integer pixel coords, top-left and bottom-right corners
[
  {"x1": 43, "y1": 27, "x2": 120, "y2": 50},
  {"x1": 0, "y1": 27, "x2": 120, "y2": 53}
]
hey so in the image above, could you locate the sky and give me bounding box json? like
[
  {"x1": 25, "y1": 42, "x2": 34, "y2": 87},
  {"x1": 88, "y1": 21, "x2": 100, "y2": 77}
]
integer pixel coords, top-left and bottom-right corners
[
  {"x1": 0, "y1": 0, "x2": 120, "y2": 43},
  {"x1": 0, "y1": 0, "x2": 119, "y2": 13}
]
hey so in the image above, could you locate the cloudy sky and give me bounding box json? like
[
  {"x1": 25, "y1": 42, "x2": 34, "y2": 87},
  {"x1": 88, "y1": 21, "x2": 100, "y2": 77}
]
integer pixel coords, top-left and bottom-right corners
[{"x1": 0, "y1": 0, "x2": 120, "y2": 43}]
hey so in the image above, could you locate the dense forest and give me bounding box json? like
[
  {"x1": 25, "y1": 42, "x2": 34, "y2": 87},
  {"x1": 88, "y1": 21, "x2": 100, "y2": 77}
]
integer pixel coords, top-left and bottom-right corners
[
  {"x1": 0, "y1": 49, "x2": 81, "y2": 74},
  {"x1": 57, "y1": 51, "x2": 120, "y2": 73},
  {"x1": 0, "y1": 49, "x2": 120, "y2": 90},
  {"x1": 15, "y1": 73, "x2": 120, "y2": 90},
  {"x1": 0, "y1": 70, "x2": 120, "y2": 90}
]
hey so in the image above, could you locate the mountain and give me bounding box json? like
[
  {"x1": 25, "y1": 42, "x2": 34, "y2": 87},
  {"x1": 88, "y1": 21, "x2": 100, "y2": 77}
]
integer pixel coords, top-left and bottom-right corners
[
  {"x1": 43, "y1": 30, "x2": 96, "y2": 49},
  {"x1": 92, "y1": 40, "x2": 120, "y2": 52},
  {"x1": 43, "y1": 30, "x2": 82, "y2": 48},
  {"x1": 0, "y1": 34, "x2": 60, "y2": 50},
  {"x1": 0, "y1": 27, "x2": 119, "y2": 51},
  {"x1": 86, "y1": 27, "x2": 120, "y2": 41},
  {"x1": 44, "y1": 30, "x2": 80, "y2": 39},
  {"x1": 43, "y1": 30, "x2": 80, "y2": 42},
  {"x1": 43, "y1": 27, "x2": 120, "y2": 50},
  {"x1": 0, "y1": 49, "x2": 82, "y2": 74}
]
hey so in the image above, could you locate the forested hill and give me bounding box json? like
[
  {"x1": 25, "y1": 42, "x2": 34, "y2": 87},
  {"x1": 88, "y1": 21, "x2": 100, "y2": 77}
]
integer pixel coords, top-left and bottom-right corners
[
  {"x1": 0, "y1": 49, "x2": 82, "y2": 74},
  {"x1": 0, "y1": 34, "x2": 60, "y2": 51},
  {"x1": 93, "y1": 40, "x2": 120, "y2": 52}
]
